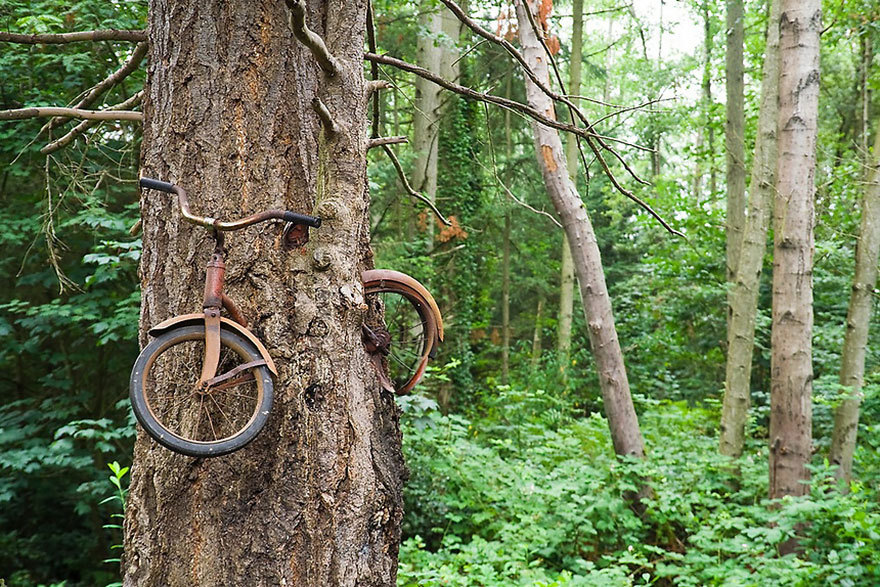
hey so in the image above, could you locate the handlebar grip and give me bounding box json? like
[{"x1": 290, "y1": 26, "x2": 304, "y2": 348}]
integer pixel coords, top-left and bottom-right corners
[
  {"x1": 283, "y1": 211, "x2": 322, "y2": 228},
  {"x1": 139, "y1": 177, "x2": 176, "y2": 193}
]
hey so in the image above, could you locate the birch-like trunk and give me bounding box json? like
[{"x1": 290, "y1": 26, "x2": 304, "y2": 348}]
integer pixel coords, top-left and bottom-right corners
[
  {"x1": 124, "y1": 2, "x2": 404, "y2": 585},
  {"x1": 719, "y1": 0, "x2": 781, "y2": 458},
  {"x1": 769, "y1": 0, "x2": 821, "y2": 500},
  {"x1": 830, "y1": 120, "x2": 880, "y2": 483},
  {"x1": 514, "y1": 0, "x2": 645, "y2": 458},
  {"x1": 412, "y1": 0, "x2": 444, "y2": 241},
  {"x1": 725, "y1": 0, "x2": 746, "y2": 285},
  {"x1": 558, "y1": 0, "x2": 583, "y2": 378}
]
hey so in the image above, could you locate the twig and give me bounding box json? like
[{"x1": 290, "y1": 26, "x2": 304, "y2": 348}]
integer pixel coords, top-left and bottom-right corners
[
  {"x1": 367, "y1": 136, "x2": 408, "y2": 149},
  {"x1": 0, "y1": 29, "x2": 146, "y2": 44},
  {"x1": 482, "y1": 102, "x2": 562, "y2": 228},
  {"x1": 0, "y1": 107, "x2": 142, "y2": 122},
  {"x1": 311, "y1": 97, "x2": 339, "y2": 133},
  {"x1": 285, "y1": 0, "x2": 339, "y2": 75},
  {"x1": 379, "y1": 144, "x2": 452, "y2": 226},
  {"x1": 42, "y1": 42, "x2": 147, "y2": 133},
  {"x1": 41, "y1": 91, "x2": 144, "y2": 154}
]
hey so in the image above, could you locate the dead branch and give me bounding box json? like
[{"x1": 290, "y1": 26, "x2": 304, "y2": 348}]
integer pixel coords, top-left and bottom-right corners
[
  {"x1": 366, "y1": 79, "x2": 392, "y2": 96},
  {"x1": 0, "y1": 107, "x2": 142, "y2": 122},
  {"x1": 41, "y1": 91, "x2": 144, "y2": 154},
  {"x1": 311, "y1": 97, "x2": 339, "y2": 133},
  {"x1": 367, "y1": 136, "x2": 408, "y2": 149},
  {"x1": 285, "y1": 0, "x2": 339, "y2": 75},
  {"x1": 379, "y1": 144, "x2": 452, "y2": 226},
  {"x1": 0, "y1": 29, "x2": 146, "y2": 44},
  {"x1": 42, "y1": 42, "x2": 148, "y2": 134}
]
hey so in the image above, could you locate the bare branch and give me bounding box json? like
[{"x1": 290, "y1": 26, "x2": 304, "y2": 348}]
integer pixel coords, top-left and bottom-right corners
[
  {"x1": 42, "y1": 42, "x2": 148, "y2": 134},
  {"x1": 482, "y1": 102, "x2": 562, "y2": 228},
  {"x1": 0, "y1": 29, "x2": 146, "y2": 44},
  {"x1": 379, "y1": 144, "x2": 452, "y2": 226},
  {"x1": 285, "y1": 0, "x2": 339, "y2": 75},
  {"x1": 0, "y1": 107, "x2": 142, "y2": 122},
  {"x1": 41, "y1": 92, "x2": 144, "y2": 154},
  {"x1": 367, "y1": 136, "x2": 408, "y2": 149},
  {"x1": 311, "y1": 97, "x2": 339, "y2": 134},
  {"x1": 367, "y1": 53, "x2": 591, "y2": 141}
]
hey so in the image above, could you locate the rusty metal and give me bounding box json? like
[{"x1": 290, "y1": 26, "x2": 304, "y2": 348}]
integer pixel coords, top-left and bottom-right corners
[
  {"x1": 203, "y1": 254, "x2": 226, "y2": 309},
  {"x1": 199, "y1": 308, "x2": 222, "y2": 384},
  {"x1": 361, "y1": 269, "x2": 444, "y2": 395},
  {"x1": 361, "y1": 269, "x2": 444, "y2": 342},
  {"x1": 148, "y1": 314, "x2": 279, "y2": 377},
  {"x1": 283, "y1": 222, "x2": 311, "y2": 248},
  {"x1": 221, "y1": 294, "x2": 248, "y2": 327},
  {"x1": 203, "y1": 359, "x2": 268, "y2": 388}
]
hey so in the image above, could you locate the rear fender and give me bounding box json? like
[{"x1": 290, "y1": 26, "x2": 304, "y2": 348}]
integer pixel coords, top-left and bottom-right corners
[
  {"x1": 148, "y1": 313, "x2": 278, "y2": 377},
  {"x1": 361, "y1": 269, "x2": 444, "y2": 343}
]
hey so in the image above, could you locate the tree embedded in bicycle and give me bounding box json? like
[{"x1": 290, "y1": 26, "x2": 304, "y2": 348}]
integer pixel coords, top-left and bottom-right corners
[{"x1": 130, "y1": 178, "x2": 443, "y2": 458}]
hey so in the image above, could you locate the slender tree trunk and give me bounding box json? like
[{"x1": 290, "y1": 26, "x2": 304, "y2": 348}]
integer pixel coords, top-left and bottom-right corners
[
  {"x1": 769, "y1": 0, "x2": 821, "y2": 501},
  {"x1": 124, "y1": 2, "x2": 404, "y2": 585},
  {"x1": 558, "y1": 0, "x2": 583, "y2": 380},
  {"x1": 830, "y1": 120, "x2": 880, "y2": 483},
  {"x1": 502, "y1": 210, "x2": 511, "y2": 384},
  {"x1": 501, "y1": 71, "x2": 513, "y2": 385},
  {"x1": 515, "y1": 0, "x2": 645, "y2": 458},
  {"x1": 700, "y1": 2, "x2": 717, "y2": 198},
  {"x1": 531, "y1": 294, "x2": 544, "y2": 371},
  {"x1": 725, "y1": 0, "x2": 746, "y2": 285},
  {"x1": 413, "y1": 0, "x2": 444, "y2": 242},
  {"x1": 720, "y1": 0, "x2": 781, "y2": 458}
]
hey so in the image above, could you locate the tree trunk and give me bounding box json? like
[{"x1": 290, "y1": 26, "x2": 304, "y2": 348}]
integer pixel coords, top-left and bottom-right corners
[
  {"x1": 725, "y1": 0, "x2": 746, "y2": 286},
  {"x1": 514, "y1": 0, "x2": 645, "y2": 458},
  {"x1": 830, "y1": 119, "x2": 880, "y2": 483},
  {"x1": 124, "y1": 2, "x2": 405, "y2": 585},
  {"x1": 412, "y1": 0, "x2": 444, "y2": 242},
  {"x1": 558, "y1": 0, "x2": 583, "y2": 380},
  {"x1": 719, "y1": 0, "x2": 781, "y2": 458},
  {"x1": 769, "y1": 0, "x2": 821, "y2": 501},
  {"x1": 531, "y1": 294, "x2": 544, "y2": 372},
  {"x1": 502, "y1": 210, "x2": 511, "y2": 384}
]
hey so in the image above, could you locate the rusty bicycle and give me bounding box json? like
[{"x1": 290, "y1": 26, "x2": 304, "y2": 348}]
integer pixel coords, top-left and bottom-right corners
[{"x1": 130, "y1": 178, "x2": 442, "y2": 458}]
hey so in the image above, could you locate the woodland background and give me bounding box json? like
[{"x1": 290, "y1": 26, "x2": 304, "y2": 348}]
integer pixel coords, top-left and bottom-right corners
[{"x1": 1, "y1": 0, "x2": 879, "y2": 585}]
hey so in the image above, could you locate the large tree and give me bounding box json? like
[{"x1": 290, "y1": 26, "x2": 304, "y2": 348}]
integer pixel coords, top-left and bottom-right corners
[{"x1": 124, "y1": 1, "x2": 404, "y2": 584}]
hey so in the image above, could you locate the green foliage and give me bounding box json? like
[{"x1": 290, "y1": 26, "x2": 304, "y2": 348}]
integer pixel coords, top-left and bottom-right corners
[{"x1": 398, "y1": 389, "x2": 880, "y2": 586}]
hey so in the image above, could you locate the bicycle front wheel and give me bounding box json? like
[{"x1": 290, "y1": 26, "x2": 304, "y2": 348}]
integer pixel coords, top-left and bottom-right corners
[{"x1": 129, "y1": 324, "x2": 274, "y2": 457}]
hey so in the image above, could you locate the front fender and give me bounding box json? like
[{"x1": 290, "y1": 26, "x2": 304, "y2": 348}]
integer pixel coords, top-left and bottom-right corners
[{"x1": 148, "y1": 313, "x2": 278, "y2": 377}]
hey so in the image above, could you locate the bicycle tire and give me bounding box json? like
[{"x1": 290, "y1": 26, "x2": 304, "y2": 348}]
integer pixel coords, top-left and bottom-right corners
[
  {"x1": 130, "y1": 324, "x2": 274, "y2": 457},
  {"x1": 363, "y1": 277, "x2": 439, "y2": 394}
]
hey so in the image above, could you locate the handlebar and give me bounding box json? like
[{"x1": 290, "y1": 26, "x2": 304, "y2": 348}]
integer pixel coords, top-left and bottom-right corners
[{"x1": 139, "y1": 177, "x2": 322, "y2": 231}]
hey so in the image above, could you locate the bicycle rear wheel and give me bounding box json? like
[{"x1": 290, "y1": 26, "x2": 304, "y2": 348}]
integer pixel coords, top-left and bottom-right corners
[
  {"x1": 130, "y1": 324, "x2": 273, "y2": 457},
  {"x1": 363, "y1": 277, "x2": 439, "y2": 394}
]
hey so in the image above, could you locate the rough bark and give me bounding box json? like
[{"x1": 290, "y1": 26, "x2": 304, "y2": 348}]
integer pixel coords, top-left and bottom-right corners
[
  {"x1": 769, "y1": 0, "x2": 820, "y2": 501},
  {"x1": 515, "y1": 0, "x2": 645, "y2": 458},
  {"x1": 725, "y1": 0, "x2": 746, "y2": 283},
  {"x1": 558, "y1": 0, "x2": 583, "y2": 378},
  {"x1": 830, "y1": 119, "x2": 880, "y2": 483},
  {"x1": 123, "y1": 2, "x2": 404, "y2": 586},
  {"x1": 719, "y1": 0, "x2": 780, "y2": 458}
]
